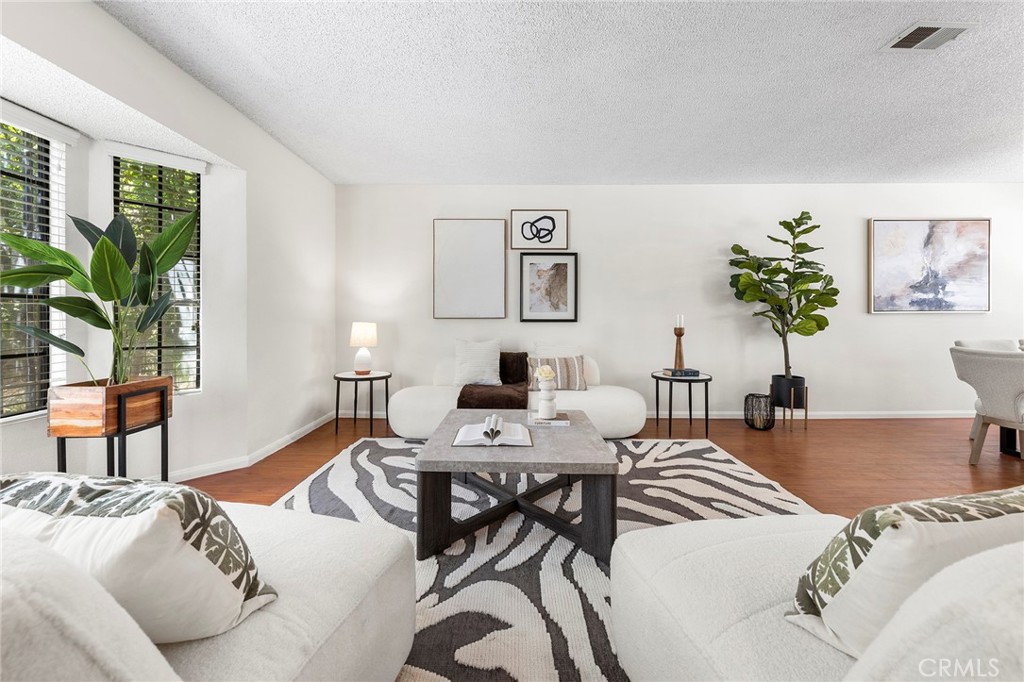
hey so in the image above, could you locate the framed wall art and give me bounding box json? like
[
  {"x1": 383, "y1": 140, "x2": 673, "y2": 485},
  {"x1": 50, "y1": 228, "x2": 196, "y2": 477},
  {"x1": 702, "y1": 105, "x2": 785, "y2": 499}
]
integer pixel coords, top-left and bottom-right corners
[
  {"x1": 520, "y1": 252, "x2": 578, "y2": 322},
  {"x1": 868, "y1": 218, "x2": 991, "y2": 313},
  {"x1": 433, "y1": 218, "x2": 506, "y2": 319},
  {"x1": 510, "y1": 209, "x2": 569, "y2": 250}
]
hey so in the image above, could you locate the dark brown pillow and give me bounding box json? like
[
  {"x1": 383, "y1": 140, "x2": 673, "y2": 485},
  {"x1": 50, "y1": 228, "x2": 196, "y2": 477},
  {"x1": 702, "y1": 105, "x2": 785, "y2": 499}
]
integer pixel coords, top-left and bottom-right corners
[{"x1": 499, "y1": 352, "x2": 529, "y2": 385}]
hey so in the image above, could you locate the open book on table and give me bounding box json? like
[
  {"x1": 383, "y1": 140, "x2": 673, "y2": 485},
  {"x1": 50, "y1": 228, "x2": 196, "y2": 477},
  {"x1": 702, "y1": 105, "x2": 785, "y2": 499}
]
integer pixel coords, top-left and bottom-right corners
[{"x1": 453, "y1": 414, "x2": 533, "y2": 447}]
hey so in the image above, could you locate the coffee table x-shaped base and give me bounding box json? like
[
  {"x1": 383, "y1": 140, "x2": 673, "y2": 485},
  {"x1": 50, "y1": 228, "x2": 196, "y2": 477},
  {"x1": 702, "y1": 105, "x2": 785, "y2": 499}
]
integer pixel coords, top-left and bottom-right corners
[{"x1": 416, "y1": 470, "x2": 617, "y2": 565}]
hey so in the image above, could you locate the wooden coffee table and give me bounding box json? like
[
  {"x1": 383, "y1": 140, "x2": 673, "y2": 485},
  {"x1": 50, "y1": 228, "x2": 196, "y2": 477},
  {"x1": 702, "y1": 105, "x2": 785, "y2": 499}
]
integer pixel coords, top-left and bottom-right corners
[{"x1": 415, "y1": 408, "x2": 618, "y2": 564}]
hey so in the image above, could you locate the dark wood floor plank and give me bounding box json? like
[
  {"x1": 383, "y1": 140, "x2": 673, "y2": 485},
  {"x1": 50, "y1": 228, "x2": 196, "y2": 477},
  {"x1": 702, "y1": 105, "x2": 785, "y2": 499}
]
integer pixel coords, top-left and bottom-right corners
[{"x1": 184, "y1": 418, "x2": 1023, "y2": 517}]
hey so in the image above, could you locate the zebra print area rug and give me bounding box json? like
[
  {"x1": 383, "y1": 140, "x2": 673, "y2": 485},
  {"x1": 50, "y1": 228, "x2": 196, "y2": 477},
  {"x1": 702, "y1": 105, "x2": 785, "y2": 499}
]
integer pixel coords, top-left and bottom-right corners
[{"x1": 275, "y1": 438, "x2": 814, "y2": 681}]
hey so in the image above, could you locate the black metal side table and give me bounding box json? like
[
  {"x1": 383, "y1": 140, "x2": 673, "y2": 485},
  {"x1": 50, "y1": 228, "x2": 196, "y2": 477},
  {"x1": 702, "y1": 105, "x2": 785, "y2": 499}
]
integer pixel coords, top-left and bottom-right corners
[
  {"x1": 56, "y1": 383, "x2": 170, "y2": 481},
  {"x1": 651, "y1": 371, "x2": 713, "y2": 438},
  {"x1": 335, "y1": 371, "x2": 392, "y2": 436}
]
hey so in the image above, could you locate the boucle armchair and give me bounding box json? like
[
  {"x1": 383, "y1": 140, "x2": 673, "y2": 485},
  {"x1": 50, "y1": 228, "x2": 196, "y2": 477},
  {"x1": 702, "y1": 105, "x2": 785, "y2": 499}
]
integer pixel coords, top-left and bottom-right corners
[
  {"x1": 953, "y1": 339, "x2": 1024, "y2": 440},
  {"x1": 949, "y1": 346, "x2": 1024, "y2": 464}
]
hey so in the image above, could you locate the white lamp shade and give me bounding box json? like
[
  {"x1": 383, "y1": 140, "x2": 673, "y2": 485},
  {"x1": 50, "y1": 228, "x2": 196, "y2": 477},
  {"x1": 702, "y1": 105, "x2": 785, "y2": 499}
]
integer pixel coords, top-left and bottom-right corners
[{"x1": 349, "y1": 322, "x2": 378, "y2": 348}]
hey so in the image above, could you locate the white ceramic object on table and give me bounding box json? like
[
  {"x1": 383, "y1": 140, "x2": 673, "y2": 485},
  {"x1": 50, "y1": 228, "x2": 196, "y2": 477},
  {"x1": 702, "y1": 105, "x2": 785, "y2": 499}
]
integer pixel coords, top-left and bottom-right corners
[{"x1": 537, "y1": 378, "x2": 557, "y2": 419}]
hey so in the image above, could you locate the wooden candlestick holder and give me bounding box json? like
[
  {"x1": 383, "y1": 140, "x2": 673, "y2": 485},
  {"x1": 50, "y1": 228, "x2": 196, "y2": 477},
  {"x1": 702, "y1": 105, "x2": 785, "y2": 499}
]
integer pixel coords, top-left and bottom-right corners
[{"x1": 674, "y1": 327, "x2": 685, "y2": 370}]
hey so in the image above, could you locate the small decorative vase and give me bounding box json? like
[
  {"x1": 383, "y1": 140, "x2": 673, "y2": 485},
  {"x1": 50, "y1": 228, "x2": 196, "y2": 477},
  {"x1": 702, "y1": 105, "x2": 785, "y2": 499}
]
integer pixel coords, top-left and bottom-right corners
[{"x1": 537, "y1": 378, "x2": 557, "y2": 419}]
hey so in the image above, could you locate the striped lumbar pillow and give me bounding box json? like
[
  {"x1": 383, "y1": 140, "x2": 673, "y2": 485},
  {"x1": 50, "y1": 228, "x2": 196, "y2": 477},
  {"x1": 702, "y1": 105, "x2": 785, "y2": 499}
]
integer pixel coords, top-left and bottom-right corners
[{"x1": 528, "y1": 355, "x2": 588, "y2": 391}]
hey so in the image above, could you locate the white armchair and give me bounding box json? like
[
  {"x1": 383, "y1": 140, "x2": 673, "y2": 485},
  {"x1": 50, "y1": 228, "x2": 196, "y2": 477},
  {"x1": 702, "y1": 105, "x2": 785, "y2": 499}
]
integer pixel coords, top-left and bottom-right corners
[
  {"x1": 949, "y1": 346, "x2": 1024, "y2": 464},
  {"x1": 953, "y1": 339, "x2": 1024, "y2": 440}
]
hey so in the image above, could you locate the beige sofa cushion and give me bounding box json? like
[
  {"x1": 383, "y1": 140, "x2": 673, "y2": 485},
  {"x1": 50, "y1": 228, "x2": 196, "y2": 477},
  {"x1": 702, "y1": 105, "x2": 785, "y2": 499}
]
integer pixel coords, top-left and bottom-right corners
[
  {"x1": 1, "y1": 531, "x2": 180, "y2": 681},
  {"x1": 844, "y1": 542, "x2": 1023, "y2": 681},
  {"x1": 159, "y1": 503, "x2": 415, "y2": 681},
  {"x1": 611, "y1": 515, "x2": 854, "y2": 682}
]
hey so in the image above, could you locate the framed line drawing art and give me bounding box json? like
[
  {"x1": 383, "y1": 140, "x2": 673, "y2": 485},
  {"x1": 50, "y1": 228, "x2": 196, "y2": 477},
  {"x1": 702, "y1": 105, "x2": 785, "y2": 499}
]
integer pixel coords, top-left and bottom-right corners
[
  {"x1": 510, "y1": 209, "x2": 569, "y2": 250},
  {"x1": 520, "y1": 252, "x2": 578, "y2": 322},
  {"x1": 869, "y1": 219, "x2": 991, "y2": 313},
  {"x1": 433, "y1": 219, "x2": 506, "y2": 319}
]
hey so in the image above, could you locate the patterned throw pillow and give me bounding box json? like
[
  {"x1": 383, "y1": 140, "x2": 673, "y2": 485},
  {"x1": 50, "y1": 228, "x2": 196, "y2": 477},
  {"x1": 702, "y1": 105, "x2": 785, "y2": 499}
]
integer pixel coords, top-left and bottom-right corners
[
  {"x1": 528, "y1": 355, "x2": 588, "y2": 391},
  {"x1": 786, "y1": 486, "x2": 1024, "y2": 657},
  {"x1": 0, "y1": 473, "x2": 277, "y2": 643}
]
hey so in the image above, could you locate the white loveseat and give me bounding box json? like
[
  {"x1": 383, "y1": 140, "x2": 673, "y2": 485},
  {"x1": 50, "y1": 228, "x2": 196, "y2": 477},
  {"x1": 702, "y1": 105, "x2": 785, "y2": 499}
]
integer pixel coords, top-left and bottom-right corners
[
  {"x1": 611, "y1": 514, "x2": 1024, "y2": 681},
  {"x1": 1, "y1": 502, "x2": 416, "y2": 681},
  {"x1": 389, "y1": 355, "x2": 647, "y2": 439}
]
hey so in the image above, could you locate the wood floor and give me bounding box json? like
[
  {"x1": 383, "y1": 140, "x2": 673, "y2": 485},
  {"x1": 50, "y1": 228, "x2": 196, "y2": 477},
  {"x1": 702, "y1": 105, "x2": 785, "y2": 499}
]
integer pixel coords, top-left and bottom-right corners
[{"x1": 184, "y1": 417, "x2": 1023, "y2": 517}]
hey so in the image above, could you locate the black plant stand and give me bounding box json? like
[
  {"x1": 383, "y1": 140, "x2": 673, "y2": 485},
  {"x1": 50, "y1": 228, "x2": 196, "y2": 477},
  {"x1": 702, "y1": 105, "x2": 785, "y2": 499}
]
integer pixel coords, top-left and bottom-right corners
[{"x1": 56, "y1": 384, "x2": 170, "y2": 481}]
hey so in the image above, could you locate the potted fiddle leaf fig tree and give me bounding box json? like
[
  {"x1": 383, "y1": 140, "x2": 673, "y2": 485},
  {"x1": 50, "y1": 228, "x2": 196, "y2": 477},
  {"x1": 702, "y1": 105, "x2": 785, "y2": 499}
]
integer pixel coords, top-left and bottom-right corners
[
  {"x1": 0, "y1": 210, "x2": 196, "y2": 436},
  {"x1": 727, "y1": 210, "x2": 839, "y2": 409}
]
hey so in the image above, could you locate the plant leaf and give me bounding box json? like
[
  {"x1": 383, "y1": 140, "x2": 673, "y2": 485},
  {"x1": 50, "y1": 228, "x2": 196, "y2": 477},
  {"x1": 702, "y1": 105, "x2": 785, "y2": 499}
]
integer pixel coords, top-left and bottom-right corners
[
  {"x1": 0, "y1": 264, "x2": 73, "y2": 289},
  {"x1": 730, "y1": 244, "x2": 749, "y2": 256},
  {"x1": 13, "y1": 324, "x2": 85, "y2": 357},
  {"x1": 150, "y1": 210, "x2": 197, "y2": 274},
  {"x1": 137, "y1": 292, "x2": 173, "y2": 332},
  {"x1": 104, "y1": 214, "x2": 138, "y2": 269},
  {"x1": 44, "y1": 296, "x2": 111, "y2": 329},
  {"x1": 90, "y1": 236, "x2": 133, "y2": 302},
  {"x1": 791, "y1": 319, "x2": 820, "y2": 336},
  {"x1": 136, "y1": 243, "x2": 156, "y2": 306},
  {"x1": 69, "y1": 215, "x2": 104, "y2": 249},
  {"x1": 0, "y1": 233, "x2": 92, "y2": 292},
  {"x1": 807, "y1": 314, "x2": 830, "y2": 330}
]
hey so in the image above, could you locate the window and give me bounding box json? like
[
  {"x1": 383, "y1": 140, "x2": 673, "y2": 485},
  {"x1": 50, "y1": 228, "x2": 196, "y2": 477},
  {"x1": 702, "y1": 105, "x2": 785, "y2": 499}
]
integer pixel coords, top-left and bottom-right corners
[
  {"x1": 112, "y1": 157, "x2": 200, "y2": 390},
  {"x1": 0, "y1": 123, "x2": 67, "y2": 418}
]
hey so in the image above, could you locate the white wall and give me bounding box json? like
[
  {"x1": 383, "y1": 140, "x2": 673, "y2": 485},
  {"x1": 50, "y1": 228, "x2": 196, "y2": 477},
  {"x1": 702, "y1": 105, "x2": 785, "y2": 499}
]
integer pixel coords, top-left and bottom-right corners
[
  {"x1": 1, "y1": 2, "x2": 336, "y2": 476},
  {"x1": 337, "y1": 183, "x2": 1024, "y2": 417}
]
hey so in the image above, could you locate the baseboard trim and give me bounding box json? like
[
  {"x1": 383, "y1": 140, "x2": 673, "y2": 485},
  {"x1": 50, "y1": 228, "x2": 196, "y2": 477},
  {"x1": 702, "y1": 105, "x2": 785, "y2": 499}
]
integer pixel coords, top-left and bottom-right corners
[
  {"x1": 649, "y1": 410, "x2": 976, "y2": 420},
  {"x1": 247, "y1": 412, "x2": 335, "y2": 466},
  {"x1": 170, "y1": 456, "x2": 250, "y2": 483}
]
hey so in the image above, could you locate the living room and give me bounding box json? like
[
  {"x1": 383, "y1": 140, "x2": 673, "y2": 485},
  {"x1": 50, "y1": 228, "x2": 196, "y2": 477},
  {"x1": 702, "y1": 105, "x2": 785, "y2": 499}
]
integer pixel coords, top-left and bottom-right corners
[{"x1": 1, "y1": 1, "x2": 1022, "y2": 681}]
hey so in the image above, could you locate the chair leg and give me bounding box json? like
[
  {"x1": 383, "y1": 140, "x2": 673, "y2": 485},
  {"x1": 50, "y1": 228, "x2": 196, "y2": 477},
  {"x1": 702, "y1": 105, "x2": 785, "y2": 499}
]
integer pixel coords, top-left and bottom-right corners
[
  {"x1": 969, "y1": 420, "x2": 991, "y2": 465},
  {"x1": 969, "y1": 414, "x2": 982, "y2": 441}
]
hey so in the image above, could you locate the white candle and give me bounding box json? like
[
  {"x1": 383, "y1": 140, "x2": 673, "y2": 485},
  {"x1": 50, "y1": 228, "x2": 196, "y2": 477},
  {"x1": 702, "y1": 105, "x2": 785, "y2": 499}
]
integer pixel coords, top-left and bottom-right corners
[{"x1": 675, "y1": 314, "x2": 684, "y2": 328}]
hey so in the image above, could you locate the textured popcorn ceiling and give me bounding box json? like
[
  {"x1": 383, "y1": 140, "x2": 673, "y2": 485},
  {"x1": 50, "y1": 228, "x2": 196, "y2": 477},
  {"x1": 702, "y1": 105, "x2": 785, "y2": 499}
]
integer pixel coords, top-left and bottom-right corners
[
  {"x1": 97, "y1": 1, "x2": 1022, "y2": 184},
  {"x1": 1, "y1": 38, "x2": 229, "y2": 167}
]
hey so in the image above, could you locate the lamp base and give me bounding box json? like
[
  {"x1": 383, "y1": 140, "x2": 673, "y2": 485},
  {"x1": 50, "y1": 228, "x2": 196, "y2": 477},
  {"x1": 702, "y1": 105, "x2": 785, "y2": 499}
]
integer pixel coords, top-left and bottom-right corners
[{"x1": 353, "y1": 347, "x2": 372, "y2": 375}]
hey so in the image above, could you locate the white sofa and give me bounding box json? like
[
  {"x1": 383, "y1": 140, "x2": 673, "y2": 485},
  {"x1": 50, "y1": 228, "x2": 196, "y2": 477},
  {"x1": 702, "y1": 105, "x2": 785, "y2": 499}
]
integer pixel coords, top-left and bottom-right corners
[
  {"x1": 611, "y1": 514, "x2": 1024, "y2": 681},
  {"x1": 389, "y1": 355, "x2": 647, "y2": 439},
  {"x1": 1, "y1": 502, "x2": 416, "y2": 681}
]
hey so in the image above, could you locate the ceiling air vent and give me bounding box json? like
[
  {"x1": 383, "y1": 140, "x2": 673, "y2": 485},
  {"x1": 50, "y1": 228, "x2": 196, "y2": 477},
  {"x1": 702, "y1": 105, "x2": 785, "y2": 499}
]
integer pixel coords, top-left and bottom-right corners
[{"x1": 885, "y1": 22, "x2": 975, "y2": 51}]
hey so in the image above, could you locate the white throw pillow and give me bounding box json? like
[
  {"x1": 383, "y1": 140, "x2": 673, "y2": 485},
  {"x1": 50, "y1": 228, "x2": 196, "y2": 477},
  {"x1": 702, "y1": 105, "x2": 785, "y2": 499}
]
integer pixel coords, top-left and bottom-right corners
[
  {"x1": 0, "y1": 473, "x2": 277, "y2": 644},
  {"x1": 453, "y1": 338, "x2": 502, "y2": 386},
  {"x1": 787, "y1": 486, "x2": 1024, "y2": 657},
  {"x1": 1, "y1": 531, "x2": 181, "y2": 681},
  {"x1": 844, "y1": 541, "x2": 1023, "y2": 681}
]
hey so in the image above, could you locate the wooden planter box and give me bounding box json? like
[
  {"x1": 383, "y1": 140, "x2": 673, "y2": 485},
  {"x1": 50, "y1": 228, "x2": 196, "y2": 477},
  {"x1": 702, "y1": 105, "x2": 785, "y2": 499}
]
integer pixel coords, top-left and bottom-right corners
[{"x1": 47, "y1": 376, "x2": 174, "y2": 438}]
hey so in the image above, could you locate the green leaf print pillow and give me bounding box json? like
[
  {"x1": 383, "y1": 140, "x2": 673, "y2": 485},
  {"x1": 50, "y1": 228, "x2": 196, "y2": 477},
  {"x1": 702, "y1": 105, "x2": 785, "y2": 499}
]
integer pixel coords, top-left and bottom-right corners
[
  {"x1": 0, "y1": 473, "x2": 277, "y2": 643},
  {"x1": 786, "y1": 486, "x2": 1024, "y2": 657}
]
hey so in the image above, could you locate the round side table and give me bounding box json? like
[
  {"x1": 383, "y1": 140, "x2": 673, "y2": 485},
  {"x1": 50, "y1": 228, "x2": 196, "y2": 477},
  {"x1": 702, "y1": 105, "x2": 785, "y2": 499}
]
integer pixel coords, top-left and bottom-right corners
[
  {"x1": 335, "y1": 371, "x2": 392, "y2": 436},
  {"x1": 650, "y1": 371, "x2": 713, "y2": 438}
]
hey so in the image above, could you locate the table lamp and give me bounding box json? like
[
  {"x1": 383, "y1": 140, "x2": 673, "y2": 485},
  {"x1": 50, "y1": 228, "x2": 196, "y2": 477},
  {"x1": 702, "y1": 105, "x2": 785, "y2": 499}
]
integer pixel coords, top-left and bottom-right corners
[{"x1": 350, "y1": 322, "x2": 377, "y2": 375}]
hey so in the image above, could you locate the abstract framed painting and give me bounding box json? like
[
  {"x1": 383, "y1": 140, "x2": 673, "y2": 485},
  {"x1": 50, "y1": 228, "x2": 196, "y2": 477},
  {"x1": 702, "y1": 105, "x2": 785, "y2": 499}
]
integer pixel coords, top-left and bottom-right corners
[
  {"x1": 510, "y1": 209, "x2": 569, "y2": 250},
  {"x1": 433, "y1": 219, "x2": 506, "y2": 319},
  {"x1": 520, "y1": 252, "x2": 578, "y2": 322},
  {"x1": 869, "y1": 219, "x2": 991, "y2": 313}
]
